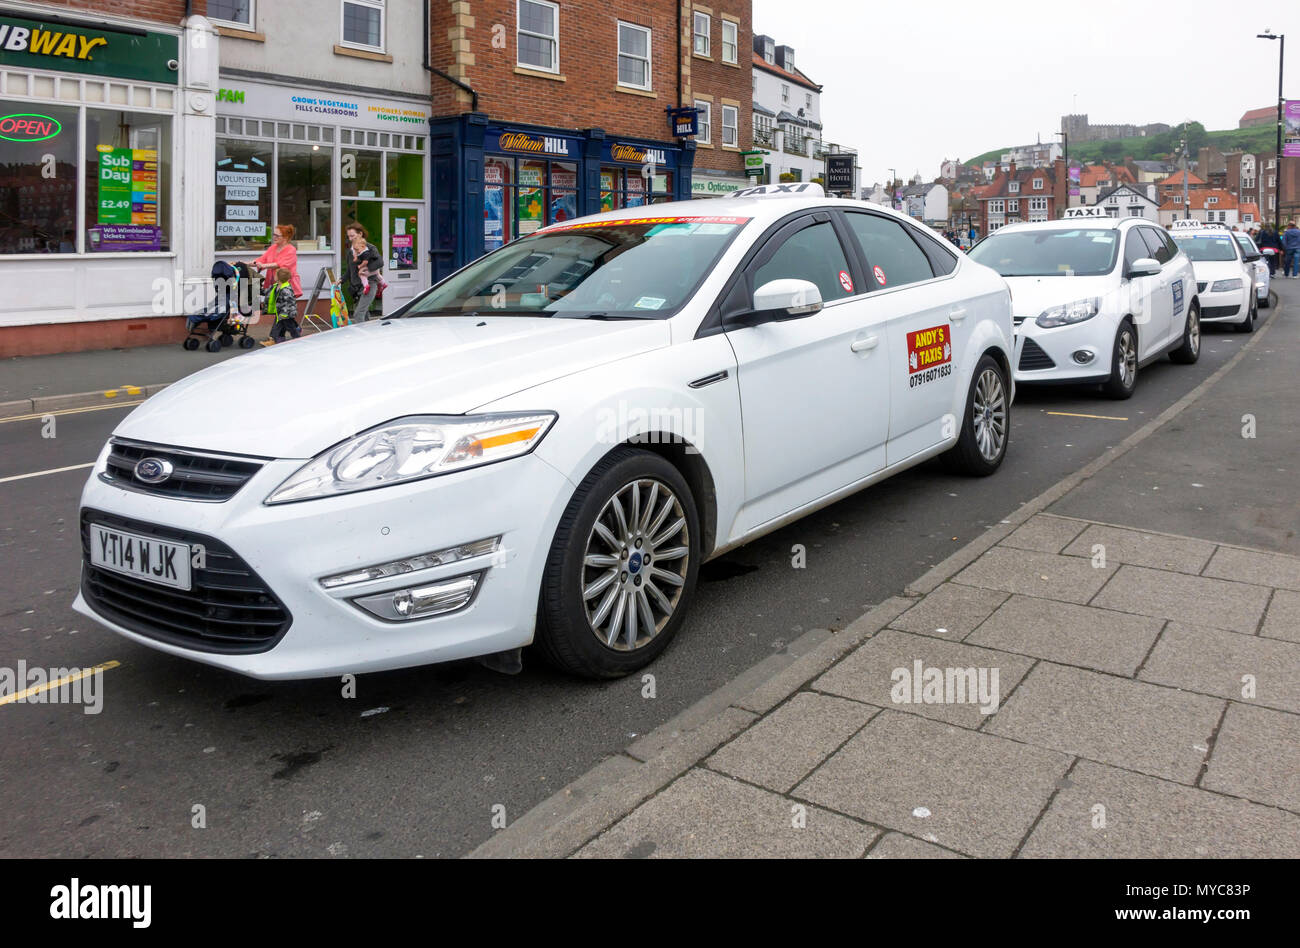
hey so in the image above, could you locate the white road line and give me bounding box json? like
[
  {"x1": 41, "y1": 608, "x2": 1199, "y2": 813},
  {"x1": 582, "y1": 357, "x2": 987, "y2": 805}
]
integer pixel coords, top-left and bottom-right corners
[
  {"x1": 0, "y1": 401, "x2": 143, "y2": 425},
  {"x1": 0, "y1": 462, "x2": 95, "y2": 484}
]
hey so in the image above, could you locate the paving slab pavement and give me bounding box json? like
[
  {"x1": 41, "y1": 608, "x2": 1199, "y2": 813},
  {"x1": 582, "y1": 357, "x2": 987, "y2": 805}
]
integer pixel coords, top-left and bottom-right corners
[{"x1": 471, "y1": 279, "x2": 1300, "y2": 859}]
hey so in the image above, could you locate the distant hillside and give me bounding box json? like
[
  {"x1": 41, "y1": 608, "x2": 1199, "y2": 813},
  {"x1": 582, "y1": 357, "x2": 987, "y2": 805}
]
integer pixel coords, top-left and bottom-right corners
[{"x1": 965, "y1": 123, "x2": 1277, "y2": 170}]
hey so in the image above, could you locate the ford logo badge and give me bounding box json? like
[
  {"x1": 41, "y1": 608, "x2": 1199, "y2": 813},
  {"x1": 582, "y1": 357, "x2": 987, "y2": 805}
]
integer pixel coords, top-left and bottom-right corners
[{"x1": 134, "y1": 457, "x2": 174, "y2": 484}]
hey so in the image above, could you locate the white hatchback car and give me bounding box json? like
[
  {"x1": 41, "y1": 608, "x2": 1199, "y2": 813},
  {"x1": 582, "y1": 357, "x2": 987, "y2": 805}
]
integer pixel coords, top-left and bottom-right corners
[
  {"x1": 1169, "y1": 221, "x2": 1257, "y2": 334},
  {"x1": 75, "y1": 185, "x2": 1014, "y2": 680},
  {"x1": 968, "y1": 212, "x2": 1200, "y2": 398},
  {"x1": 1231, "y1": 230, "x2": 1270, "y2": 308}
]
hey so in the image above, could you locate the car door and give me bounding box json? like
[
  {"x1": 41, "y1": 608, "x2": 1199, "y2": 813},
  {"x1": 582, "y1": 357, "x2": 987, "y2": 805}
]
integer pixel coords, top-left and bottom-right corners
[
  {"x1": 722, "y1": 212, "x2": 891, "y2": 531},
  {"x1": 1137, "y1": 226, "x2": 1175, "y2": 354},
  {"x1": 1123, "y1": 227, "x2": 1162, "y2": 345},
  {"x1": 839, "y1": 210, "x2": 964, "y2": 466}
]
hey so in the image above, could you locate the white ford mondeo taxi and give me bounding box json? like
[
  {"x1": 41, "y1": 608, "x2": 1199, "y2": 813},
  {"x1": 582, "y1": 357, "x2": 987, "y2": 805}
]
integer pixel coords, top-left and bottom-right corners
[{"x1": 76, "y1": 184, "x2": 1015, "y2": 680}]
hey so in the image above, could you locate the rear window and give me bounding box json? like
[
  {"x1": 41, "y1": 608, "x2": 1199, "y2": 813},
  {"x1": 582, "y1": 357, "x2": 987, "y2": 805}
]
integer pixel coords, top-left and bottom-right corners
[{"x1": 1173, "y1": 234, "x2": 1239, "y2": 262}]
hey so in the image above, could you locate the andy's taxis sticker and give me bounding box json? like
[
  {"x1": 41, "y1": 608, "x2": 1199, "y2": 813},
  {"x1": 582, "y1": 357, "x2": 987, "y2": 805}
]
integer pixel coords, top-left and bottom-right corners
[{"x1": 907, "y1": 323, "x2": 952, "y2": 389}]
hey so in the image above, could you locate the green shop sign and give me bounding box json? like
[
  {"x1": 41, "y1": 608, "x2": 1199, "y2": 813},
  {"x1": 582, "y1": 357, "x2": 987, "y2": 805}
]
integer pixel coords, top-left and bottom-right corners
[{"x1": 0, "y1": 14, "x2": 179, "y2": 85}]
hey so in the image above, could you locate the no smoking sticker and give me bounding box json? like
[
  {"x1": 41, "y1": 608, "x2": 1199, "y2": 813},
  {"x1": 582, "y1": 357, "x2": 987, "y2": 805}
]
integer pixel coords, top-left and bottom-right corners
[
  {"x1": 874, "y1": 265, "x2": 887, "y2": 286},
  {"x1": 838, "y1": 270, "x2": 854, "y2": 294}
]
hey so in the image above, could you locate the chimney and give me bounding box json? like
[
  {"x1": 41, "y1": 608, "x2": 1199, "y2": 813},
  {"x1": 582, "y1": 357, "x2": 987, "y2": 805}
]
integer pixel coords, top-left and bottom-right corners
[{"x1": 1008, "y1": 160, "x2": 1017, "y2": 177}]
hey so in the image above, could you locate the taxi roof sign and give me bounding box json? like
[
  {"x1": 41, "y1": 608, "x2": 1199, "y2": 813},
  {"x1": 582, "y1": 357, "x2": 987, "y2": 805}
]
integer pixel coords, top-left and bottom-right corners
[
  {"x1": 728, "y1": 182, "x2": 826, "y2": 199},
  {"x1": 1170, "y1": 218, "x2": 1219, "y2": 230},
  {"x1": 1063, "y1": 206, "x2": 1107, "y2": 218}
]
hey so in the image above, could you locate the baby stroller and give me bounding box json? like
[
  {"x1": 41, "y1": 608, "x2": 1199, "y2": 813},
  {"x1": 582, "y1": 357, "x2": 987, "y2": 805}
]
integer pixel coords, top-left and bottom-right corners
[{"x1": 184, "y1": 261, "x2": 257, "y2": 352}]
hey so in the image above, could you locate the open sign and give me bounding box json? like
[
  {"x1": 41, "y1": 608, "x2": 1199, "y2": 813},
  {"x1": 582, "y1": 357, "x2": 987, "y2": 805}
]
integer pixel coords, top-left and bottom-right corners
[{"x1": 0, "y1": 113, "x2": 62, "y2": 142}]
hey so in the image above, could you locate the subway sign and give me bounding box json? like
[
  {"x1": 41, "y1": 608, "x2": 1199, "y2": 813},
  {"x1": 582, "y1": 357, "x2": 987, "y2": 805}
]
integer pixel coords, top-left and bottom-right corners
[
  {"x1": 0, "y1": 14, "x2": 179, "y2": 85},
  {"x1": 0, "y1": 112, "x2": 61, "y2": 142}
]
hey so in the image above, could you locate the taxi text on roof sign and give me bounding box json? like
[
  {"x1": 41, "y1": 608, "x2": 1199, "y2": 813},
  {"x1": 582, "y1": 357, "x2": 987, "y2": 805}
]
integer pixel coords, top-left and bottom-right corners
[
  {"x1": 728, "y1": 182, "x2": 826, "y2": 199},
  {"x1": 1063, "y1": 206, "x2": 1107, "y2": 218},
  {"x1": 1170, "y1": 218, "x2": 1225, "y2": 230}
]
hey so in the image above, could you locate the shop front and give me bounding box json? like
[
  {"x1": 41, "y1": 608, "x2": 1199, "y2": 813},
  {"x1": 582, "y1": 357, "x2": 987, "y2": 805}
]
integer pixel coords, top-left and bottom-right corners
[
  {"x1": 428, "y1": 114, "x2": 695, "y2": 281},
  {"x1": 691, "y1": 173, "x2": 747, "y2": 199},
  {"x1": 213, "y1": 79, "x2": 431, "y2": 315},
  {"x1": 0, "y1": 8, "x2": 218, "y2": 355}
]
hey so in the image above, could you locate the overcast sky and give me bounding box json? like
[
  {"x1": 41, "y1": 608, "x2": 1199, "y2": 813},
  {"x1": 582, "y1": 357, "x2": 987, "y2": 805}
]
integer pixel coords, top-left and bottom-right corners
[{"x1": 752, "y1": 0, "x2": 1299, "y2": 184}]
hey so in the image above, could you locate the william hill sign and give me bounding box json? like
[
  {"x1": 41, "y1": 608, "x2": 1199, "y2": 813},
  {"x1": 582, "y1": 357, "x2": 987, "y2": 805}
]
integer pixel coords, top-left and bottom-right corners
[{"x1": 0, "y1": 15, "x2": 179, "y2": 85}]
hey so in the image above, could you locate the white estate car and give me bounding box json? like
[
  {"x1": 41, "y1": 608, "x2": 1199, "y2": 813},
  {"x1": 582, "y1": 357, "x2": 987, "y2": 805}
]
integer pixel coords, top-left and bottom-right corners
[
  {"x1": 1169, "y1": 222, "x2": 1257, "y2": 333},
  {"x1": 75, "y1": 184, "x2": 1014, "y2": 680},
  {"x1": 1231, "y1": 230, "x2": 1270, "y2": 308},
  {"x1": 968, "y1": 211, "x2": 1200, "y2": 398}
]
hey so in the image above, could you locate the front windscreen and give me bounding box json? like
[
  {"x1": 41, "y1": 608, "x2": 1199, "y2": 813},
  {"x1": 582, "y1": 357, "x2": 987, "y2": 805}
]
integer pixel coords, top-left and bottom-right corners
[
  {"x1": 1173, "y1": 234, "x2": 1238, "y2": 262},
  {"x1": 968, "y1": 228, "x2": 1121, "y2": 277},
  {"x1": 400, "y1": 215, "x2": 750, "y2": 319}
]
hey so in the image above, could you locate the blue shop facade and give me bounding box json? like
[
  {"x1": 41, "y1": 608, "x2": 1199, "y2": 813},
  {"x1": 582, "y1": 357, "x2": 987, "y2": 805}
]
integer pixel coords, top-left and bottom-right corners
[{"x1": 428, "y1": 113, "x2": 696, "y2": 282}]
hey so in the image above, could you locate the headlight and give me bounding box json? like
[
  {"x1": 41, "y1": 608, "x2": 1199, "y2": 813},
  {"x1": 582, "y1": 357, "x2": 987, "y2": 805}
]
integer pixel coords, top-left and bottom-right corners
[
  {"x1": 265, "y1": 412, "x2": 556, "y2": 504},
  {"x1": 1210, "y1": 279, "x2": 1243, "y2": 292},
  {"x1": 1036, "y1": 298, "x2": 1101, "y2": 328}
]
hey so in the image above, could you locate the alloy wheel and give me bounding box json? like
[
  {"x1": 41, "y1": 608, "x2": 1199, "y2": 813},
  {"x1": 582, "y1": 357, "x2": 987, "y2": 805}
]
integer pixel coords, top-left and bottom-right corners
[
  {"x1": 1118, "y1": 329, "x2": 1137, "y2": 387},
  {"x1": 972, "y1": 367, "x2": 1007, "y2": 462},
  {"x1": 582, "y1": 478, "x2": 690, "y2": 652}
]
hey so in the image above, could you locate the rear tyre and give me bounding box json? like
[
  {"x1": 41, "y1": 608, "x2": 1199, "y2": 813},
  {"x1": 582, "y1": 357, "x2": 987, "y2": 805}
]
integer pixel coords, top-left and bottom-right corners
[
  {"x1": 1169, "y1": 302, "x2": 1200, "y2": 364},
  {"x1": 219, "y1": 332, "x2": 234, "y2": 347},
  {"x1": 536, "y1": 448, "x2": 700, "y2": 679},
  {"x1": 238, "y1": 335, "x2": 256, "y2": 349},
  {"x1": 942, "y1": 354, "x2": 1009, "y2": 476},
  {"x1": 182, "y1": 336, "x2": 200, "y2": 350},
  {"x1": 1234, "y1": 297, "x2": 1256, "y2": 333},
  {"x1": 205, "y1": 338, "x2": 222, "y2": 353},
  {"x1": 1101, "y1": 320, "x2": 1138, "y2": 399}
]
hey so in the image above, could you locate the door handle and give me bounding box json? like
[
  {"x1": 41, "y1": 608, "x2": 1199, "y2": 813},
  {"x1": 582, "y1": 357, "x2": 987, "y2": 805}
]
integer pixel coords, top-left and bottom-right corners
[
  {"x1": 949, "y1": 307, "x2": 967, "y2": 321},
  {"x1": 850, "y1": 335, "x2": 879, "y2": 353}
]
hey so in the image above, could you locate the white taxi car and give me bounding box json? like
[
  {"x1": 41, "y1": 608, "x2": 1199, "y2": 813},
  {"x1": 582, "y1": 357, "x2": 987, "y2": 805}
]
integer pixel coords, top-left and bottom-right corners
[
  {"x1": 75, "y1": 184, "x2": 1014, "y2": 680},
  {"x1": 968, "y1": 208, "x2": 1200, "y2": 398},
  {"x1": 1169, "y1": 220, "x2": 1257, "y2": 333},
  {"x1": 1231, "y1": 229, "x2": 1270, "y2": 310}
]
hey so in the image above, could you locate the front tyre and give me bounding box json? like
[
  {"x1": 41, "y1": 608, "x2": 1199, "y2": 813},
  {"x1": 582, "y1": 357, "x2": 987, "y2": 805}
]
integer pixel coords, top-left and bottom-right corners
[
  {"x1": 537, "y1": 448, "x2": 701, "y2": 678},
  {"x1": 1102, "y1": 319, "x2": 1138, "y2": 399},
  {"x1": 1169, "y1": 302, "x2": 1200, "y2": 364},
  {"x1": 943, "y1": 354, "x2": 1009, "y2": 476},
  {"x1": 1234, "y1": 297, "x2": 1256, "y2": 334}
]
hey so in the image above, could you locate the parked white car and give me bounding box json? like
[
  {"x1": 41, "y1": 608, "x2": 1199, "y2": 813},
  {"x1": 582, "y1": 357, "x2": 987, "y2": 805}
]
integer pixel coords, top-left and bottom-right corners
[
  {"x1": 1231, "y1": 230, "x2": 1270, "y2": 309},
  {"x1": 76, "y1": 184, "x2": 1015, "y2": 680},
  {"x1": 968, "y1": 212, "x2": 1200, "y2": 398},
  {"x1": 1170, "y1": 222, "x2": 1257, "y2": 333}
]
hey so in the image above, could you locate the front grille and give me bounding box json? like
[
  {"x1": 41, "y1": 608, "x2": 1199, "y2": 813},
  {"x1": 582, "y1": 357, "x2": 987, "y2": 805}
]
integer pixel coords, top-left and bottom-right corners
[
  {"x1": 1197, "y1": 281, "x2": 1208, "y2": 293},
  {"x1": 1018, "y1": 337, "x2": 1056, "y2": 370},
  {"x1": 81, "y1": 510, "x2": 291, "y2": 654},
  {"x1": 103, "y1": 439, "x2": 264, "y2": 502},
  {"x1": 1202, "y1": 305, "x2": 1241, "y2": 319}
]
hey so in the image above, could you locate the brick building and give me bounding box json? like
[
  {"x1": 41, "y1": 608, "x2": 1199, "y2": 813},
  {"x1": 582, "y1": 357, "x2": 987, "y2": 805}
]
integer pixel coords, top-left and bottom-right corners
[
  {"x1": 1225, "y1": 150, "x2": 1300, "y2": 230},
  {"x1": 426, "y1": 0, "x2": 751, "y2": 278},
  {"x1": 978, "y1": 160, "x2": 1068, "y2": 233}
]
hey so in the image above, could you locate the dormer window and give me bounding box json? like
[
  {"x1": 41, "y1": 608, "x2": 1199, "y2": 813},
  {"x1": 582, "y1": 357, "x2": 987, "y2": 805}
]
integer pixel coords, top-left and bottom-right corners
[
  {"x1": 1033, "y1": 178, "x2": 1044, "y2": 190},
  {"x1": 1009, "y1": 181, "x2": 1019, "y2": 193},
  {"x1": 784, "y1": 50, "x2": 794, "y2": 72},
  {"x1": 763, "y1": 38, "x2": 774, "y2": 63}
]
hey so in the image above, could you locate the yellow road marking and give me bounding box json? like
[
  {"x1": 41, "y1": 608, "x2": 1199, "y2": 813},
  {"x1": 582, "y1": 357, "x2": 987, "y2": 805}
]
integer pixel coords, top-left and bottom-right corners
[
  {"x1": 0, "y1": 462, "x2": 95, "y2": 484},
  {"x1": 0, "y1": 401, "x2": 144, "y2": 425},
  {"x1": 1045, "y1": 411, "x2": 1129, "y2": 421},
  {"x1": 0, "y1": 660, "x2": 121, "y2": 707}
]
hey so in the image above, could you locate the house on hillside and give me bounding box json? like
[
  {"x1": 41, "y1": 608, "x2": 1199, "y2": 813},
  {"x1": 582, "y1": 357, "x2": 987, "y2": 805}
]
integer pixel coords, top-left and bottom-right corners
[
  {"x1": 1095, "y1": 183, "x2": 1160, "y2": 222},
  {"x1": 1158, "y1": 189, "x2": 1239, "y2": 227}
]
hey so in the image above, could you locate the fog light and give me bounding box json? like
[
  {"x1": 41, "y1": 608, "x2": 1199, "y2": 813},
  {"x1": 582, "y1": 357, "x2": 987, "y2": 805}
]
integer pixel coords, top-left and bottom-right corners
[
  {"x1": 352, "y1": 572, "x2": 482, "y2": 621},
  {"x1": 320, "y1": 537, "x2": 499, "y2": 589},
  {"x1": 1072, "y1": 350, "x2": 1095, "y2": 365}
]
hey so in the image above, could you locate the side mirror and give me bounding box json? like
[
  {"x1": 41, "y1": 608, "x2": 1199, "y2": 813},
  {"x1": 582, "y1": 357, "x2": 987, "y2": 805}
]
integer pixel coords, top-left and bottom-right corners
[
  {"x1": 1128, "y1": 257, "x2": 1161, "y2": 278},
  {"x1": 751, "y1": 279, "x2": 823, "y2": 321},
  {"x1": 726, "y1": 279, "x2": 824, "y2": 327},
  {"x1": 1244, "y1": 251, "x2": 1262, "y2": 262}
]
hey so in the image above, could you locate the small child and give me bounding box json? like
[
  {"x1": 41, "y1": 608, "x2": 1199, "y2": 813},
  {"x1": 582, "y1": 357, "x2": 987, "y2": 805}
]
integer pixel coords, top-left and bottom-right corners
[
  {"x1": 355, "y1": 247, "x2": 389, "y2": 297},
  {"x1": 263, "y1": 267, "x2": 301, "y2": 345}
]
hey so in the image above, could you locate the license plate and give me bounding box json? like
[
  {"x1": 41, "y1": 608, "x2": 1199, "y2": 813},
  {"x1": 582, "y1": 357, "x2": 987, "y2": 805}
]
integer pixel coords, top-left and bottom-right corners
[{"x1": 89, "y1": 524, "x2": 192, "y2": 591}]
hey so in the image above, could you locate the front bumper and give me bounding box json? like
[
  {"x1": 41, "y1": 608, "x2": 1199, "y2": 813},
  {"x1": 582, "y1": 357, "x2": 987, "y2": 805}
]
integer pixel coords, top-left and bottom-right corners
[
  {"x1": 73, "y1": 451, "x2": 576, "y2": 679},
  {"x1": 1010, "y1": 317, "x2": 1112, "y2": 385},
  {"x1": 1198, "y1": 289, "x2": 1249, "y2": 324}
]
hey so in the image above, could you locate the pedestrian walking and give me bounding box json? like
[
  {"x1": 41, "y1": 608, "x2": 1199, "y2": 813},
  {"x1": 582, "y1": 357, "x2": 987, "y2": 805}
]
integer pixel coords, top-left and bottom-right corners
[
  {"x1": 251, "y1": 224, "x2": 303, "y2": 299},
  {"x1": 261, "y1": 267, "x2": 302, "y2": 345},
  {"x1": 1258, "y1": 224, "x2": 1284, "y2": 276},
  {"x1": 1282, "y1": 220, "x2": 1300, "y2": 278},
  {"x1": 344, "y1": 223, "x2": 384, "y2": 322}
]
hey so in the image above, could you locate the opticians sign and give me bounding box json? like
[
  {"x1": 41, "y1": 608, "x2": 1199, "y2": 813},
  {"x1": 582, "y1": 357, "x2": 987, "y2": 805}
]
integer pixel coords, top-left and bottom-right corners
[
  {"x1": 0, "y1": 14, "x2": 179, "y2": 85},
  {"x1": 0, "y1": 112, "x2": 61, "y2": 142}
]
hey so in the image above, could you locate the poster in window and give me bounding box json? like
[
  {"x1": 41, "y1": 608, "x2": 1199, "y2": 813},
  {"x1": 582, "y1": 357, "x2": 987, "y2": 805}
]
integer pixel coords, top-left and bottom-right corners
[
  {"x1": 485, "y1": 159, "x2": 509, "y2": 250},
  {"x1": 550, "y1": 165, "x2": 577, "y2": 223},
  {"x1": 626, "y1": 173, "x2": 645, "y2": 208},
  {"x1": 517, "y1": 160, "x2": 545, "y2": 236},
  {"x1": 600, "y1": 169, "x2": 618, "y2": 212}
]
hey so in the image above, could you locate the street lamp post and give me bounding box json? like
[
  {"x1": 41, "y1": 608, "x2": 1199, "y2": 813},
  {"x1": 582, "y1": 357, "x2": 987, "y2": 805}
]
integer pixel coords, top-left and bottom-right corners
[
  {"x1": 1056, "y1": 130, "x2": 1070, "y2": 213},
  {"x1": 1257, "y1": 30, "x2": 1285, "y2": 232},
  {"x1": 889, "y1": 167, "x2": 897, "y2": 209}
]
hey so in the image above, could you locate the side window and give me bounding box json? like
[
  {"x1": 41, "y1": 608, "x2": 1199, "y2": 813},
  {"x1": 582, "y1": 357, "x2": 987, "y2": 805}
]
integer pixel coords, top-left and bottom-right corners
[
  {"x1": 909, "y1": 226, "x2": 958, "y2": 276},
  {"x1": 1158, "y1": 228, "x2": 1181, "y2": 261},
  {"x1": 752, "y1": 221, "x2": 854, "y2": 304},
  {"x1": 1124, "y1": 230, "x2": 1150, "y2": 270},
  {"x1": 1139, "y1": 227, "x2": 1171, "y2": 264},
  {"x1": 843, "y1": 212, "x2": 935, "y2": 288}
]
